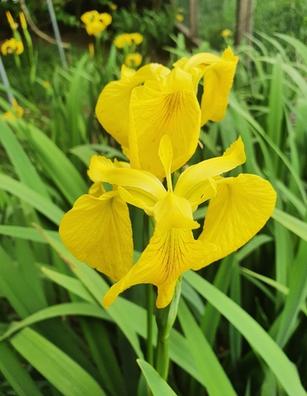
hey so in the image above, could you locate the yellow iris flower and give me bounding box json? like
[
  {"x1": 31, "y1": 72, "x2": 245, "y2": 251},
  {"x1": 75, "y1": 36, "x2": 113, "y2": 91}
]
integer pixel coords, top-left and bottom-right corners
[
  {"x1": 60, "y1": 136, "x2": 276, "y2": 309},
  {"x1": 176, "y1": 13, "x2": 184, "y2": 22},
  {"x1": 124, "y1": 52, "x2": 142, "y2": 68},
  {"x1": 113, "y1": 33, "x2": 143, "y2": 48},
  {"x1": 109, "y1": 2, "x2": 118, "y2": 11},
  {"x1": 81, "y1": 11, "x2": 112, "y2": 37},
  {"x1": 221, "y1": 29, "x2": 232, "y2": 38},
  {"x1": 96, "y1": 48, "x2": 238, "y2": 178},
  {"x1": 1, "y1": 38, "x2": 24, "y2": 56}
]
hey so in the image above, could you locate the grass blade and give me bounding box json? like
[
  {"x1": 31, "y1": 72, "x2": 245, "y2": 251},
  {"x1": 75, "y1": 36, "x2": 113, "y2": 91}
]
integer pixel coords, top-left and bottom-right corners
[
  {"x1": 137, "y1": 359, "x2": 177, "y2": 396},
  {"x1": 10, "y1": 328, "x2": 105, "y2": 396},
  {"x1": 185, "y1": 271, "x2": 305, "y2": 396}
]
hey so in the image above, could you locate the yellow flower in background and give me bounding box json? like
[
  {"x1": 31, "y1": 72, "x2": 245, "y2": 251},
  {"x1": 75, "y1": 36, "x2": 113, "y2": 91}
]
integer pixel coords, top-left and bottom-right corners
[
  {"x1": 1, "y1": 100, "x2": 24, "y2": 121},
  {"x1": 109, "y1": 2, "x2": 118, "y2": 11},
  {"x1": 41, "y1": 80, "x2": 51, "y2": 90},
  {"x1": 96, "y1": 48, "x2": 238, "y2": 178},
  {"x1": 221, "y1": 29, "x2": 232, "y2": 38},
  {"x1": 1, "y1": 38, "x2": 24, "y2": 56},
  {"x1": 113, "y1": 34, "x2": 130, "y2": 48},
  {"x1": 130, "y1": 33, "x2": 143, "y2": 45},
  {"x1": 114, "y1": 32, "x2": 143, "y2": 48},
  {"x1": 81, "y1": 10, "x2": 112, "y2": 37},
  {"x1": 19, "y1": 12, "x2": 27, "y2": 30},
  {"x1": 98, "y1": 13, "x2": 112, "y2": 26},
  {"x1": 6, "y1": 11, "x2": 18, "y2": 30},
  {"x1": 125, "y1": 52, "x2": 142, "y2": 68},
  {"x1": 81, "y1": 10, "x2": 99, "y2": 25},
  {"x1": 60, "y1": 136, "x2": 276, "y2": 309},
  {"x1": 176, "y1": 13, "x2": 184, "y2": 23},
  {"x1": 85, "y1": 21, "x2": 107, "y2": 36}
]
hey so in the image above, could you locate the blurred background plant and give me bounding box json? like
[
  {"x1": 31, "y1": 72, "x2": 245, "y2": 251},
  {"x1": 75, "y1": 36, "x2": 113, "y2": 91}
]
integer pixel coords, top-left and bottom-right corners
[{"x1": 0, "y1": 1, "x2": 306, "y2": 395}]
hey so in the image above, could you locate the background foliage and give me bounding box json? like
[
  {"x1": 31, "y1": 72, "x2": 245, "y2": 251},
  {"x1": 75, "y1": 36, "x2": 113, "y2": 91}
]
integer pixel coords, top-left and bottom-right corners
[{"x1": 0, "y1": 1, "x2": 306, "y2": 395}]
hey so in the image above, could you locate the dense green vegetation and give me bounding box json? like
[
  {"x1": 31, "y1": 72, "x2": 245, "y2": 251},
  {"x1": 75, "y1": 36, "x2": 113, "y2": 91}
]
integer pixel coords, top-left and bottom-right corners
[{"x1": 0, "y1": 2, "x2": 306, "y2": 395}]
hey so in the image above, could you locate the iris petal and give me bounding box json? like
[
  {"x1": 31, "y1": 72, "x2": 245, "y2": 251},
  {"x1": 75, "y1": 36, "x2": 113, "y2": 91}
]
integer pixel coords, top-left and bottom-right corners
[
  {"x1": 88, "y1": 155, "x2": 166, "y2": 203},
  {"x1": 175, "y1": 137, "x2": 246, "y2": 207},
  {"x1": 59, "y1": 192, "x2": 133, "y2": 280},
  {"x1": 200, "y1": 48, "x2": 239, "y2": 125},
  {"x1": 129, "y1": 67, "x2": 201, "y2": 178},
  {"x1": 95, "y1": 64, "x2": 169, "y2": 151},
  {"x1": 196, "y1": 173, "x2": 277, "y2": 269},
  {"x1": 103, "y1": 228, "x2": 215, "y2": 308}
]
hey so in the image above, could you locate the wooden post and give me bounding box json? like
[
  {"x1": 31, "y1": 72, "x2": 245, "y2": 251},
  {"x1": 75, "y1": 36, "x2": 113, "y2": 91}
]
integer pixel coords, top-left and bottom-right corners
[
  {"x1": 189, "y1": 0, "x2": 199, "y2": 39},
  {"x1": 235, "y1": 0, "x2": 253, "y2": 45}
]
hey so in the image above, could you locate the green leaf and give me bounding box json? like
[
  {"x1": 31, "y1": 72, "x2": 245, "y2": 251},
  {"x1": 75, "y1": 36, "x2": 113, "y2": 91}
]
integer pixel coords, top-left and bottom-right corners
[
  {"x1": 0, "y1": 225, "x2": 57, "y2": 242},
  {"x1": 1, "y1": 303, "x2": 110, "y2": 341},
  {"x1": 185, "y1": 271, "x2": 305, "y2": 396},
  {"x1": 235, "y1": 234, "x2": 272, "y2": 262},
  {"x1": 273, "y1": 208, "x2": 307, "y2": 241},
  {"x1": 0, "y1": 174, "x2": 63, "y2": 224},
  {"x1": 240, "y1": 267, "x2": 307, "y2": 316},
  {"x1": 10, "y1": 328, "x2": 105, "y2": 396},
  {"x1": 0, "y1": 121, "x2": 48, "y2": 198},
  {"x1": 0, "y1": 342, "x2": 42, "y2": 396},
  {"x1": 275, "y1": 239, "x2": 307, "y2": 347},
  {"x1": 27, "y1": 124, "x2": 87, "y2": 204},
  {"x1": 137, "y1": 360, "x2": 177, "y2": 396},
  {"x1": 178, "y1": 301, "x2": 236, "y2": 396},
  {"x1": 0, "y1": 247, "x2": 41, "y2": 317},
  {"x1": 41, "y1": 266, "x2": 95, "y2": 303}
]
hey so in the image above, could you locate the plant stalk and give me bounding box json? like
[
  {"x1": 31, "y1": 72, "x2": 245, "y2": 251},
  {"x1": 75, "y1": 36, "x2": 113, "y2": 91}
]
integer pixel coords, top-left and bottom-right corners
[
  {"x1": 146, "y1": 285, "x2": 154, "y2": 365},
  {"x1": 155, "y1": 278, "x2": 182, "y2": 380}
]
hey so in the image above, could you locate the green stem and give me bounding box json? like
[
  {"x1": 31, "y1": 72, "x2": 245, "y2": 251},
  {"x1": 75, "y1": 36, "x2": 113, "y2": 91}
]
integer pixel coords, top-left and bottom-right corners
[
  {"x1": 146, "y1": 285, "x2": 154, "y2": 365},
  {"x1": 155, "y1": 279, "x2": 182, "y2": 380}
]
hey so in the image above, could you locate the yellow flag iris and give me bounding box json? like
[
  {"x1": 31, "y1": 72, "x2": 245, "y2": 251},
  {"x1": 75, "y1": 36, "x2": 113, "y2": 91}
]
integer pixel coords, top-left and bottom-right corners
[
  {"x1": 95, "y1": 48, "x2": 238, "y2": 178},
  {"x1": 59, "y1": 137, "x2": 276, "y2": 309},
  {"x1": 125, "y1": 52, "x2": 142, "y2": 68},
  {"x1": 81, "y1": 10, "x2": 112, "y2": 37},
  {"x1": 113, "y1": 33, "x2": 143, "y2": 48},
  {"x1": 1, "y1": 38, "x2": 24, "y2": 56}
]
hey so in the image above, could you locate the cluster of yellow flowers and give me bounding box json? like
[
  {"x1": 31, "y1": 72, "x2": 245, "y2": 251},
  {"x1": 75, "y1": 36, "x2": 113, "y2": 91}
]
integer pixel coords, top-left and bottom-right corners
[
  {"x1": 1, "y1": 11, "x2": 27, "y2": 56},
  {"x1": 81, "y1": 10, "x2": 112, "y2": 37},
  {"x1": 60, "y1": 48, "x2": 276, "y2": 309},
  {"x1": 113, "y1": 32, "x2": 143, "y2": 48},
  {"x1": 1, "y1": 38, "x2": 24, "y2": 56},
  {"x1": 108, "y1": 2, "x2": 117, "y2": 11},
  {"x1": 113, "y1": 33, "x2": 143, "y2": 68}
]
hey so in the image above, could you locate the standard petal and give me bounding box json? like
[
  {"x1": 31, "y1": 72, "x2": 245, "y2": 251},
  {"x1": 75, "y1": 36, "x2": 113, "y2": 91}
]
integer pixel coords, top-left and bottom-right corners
[
  {"x1": 59, "y1": 192, "x2": 133, "y2": 280},
  {"x1": 103, "y1": 228, "x2": 215, "y2": 309},
  {"x1": 95, "y1": 64, "x2": 169, "y2": 151},
  {"x1": 175, "y1": 137, "x2": 246, "y2": 207},
  {"x1": 95, "y1": 76, "x2": 135, "y2": 149},
  {"x1": 200, "y1": 47, "x2": 239, "y2": 125},
  {"x1": 196, "y1": 174, "x2": 277, "y2": 269},
  {"x1": 129, "y1": 67, "x2": 201, "y2": 178}
]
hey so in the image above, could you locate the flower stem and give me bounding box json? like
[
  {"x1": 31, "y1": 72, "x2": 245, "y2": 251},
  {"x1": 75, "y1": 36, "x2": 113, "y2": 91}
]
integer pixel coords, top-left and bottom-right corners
[
  {"x1": 146, "y1": 285, "x2": 154, "y2": 365},
  {"x1": 155, "y1": 278, "x2": 182, "y2": 380}
]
